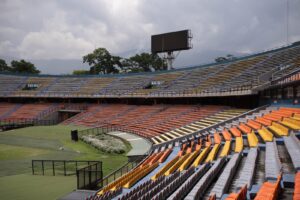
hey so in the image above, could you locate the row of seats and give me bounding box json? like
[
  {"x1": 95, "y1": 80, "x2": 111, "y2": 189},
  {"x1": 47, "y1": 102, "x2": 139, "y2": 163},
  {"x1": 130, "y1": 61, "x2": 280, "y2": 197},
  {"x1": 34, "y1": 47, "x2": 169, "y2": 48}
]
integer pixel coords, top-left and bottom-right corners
[
  {"x1": 118, "y1": 176, "x2": 164, "y2": 200},
  {"x1": 0, "y1": 103, "x2": 59, "y2": 122},
  {"x1": 98, "y1": 153, "x2": 162, "y2": 195},
  {"x1": 0, "y1": 75, "x2": 27, "y2": 96},
  {"x1": 164, "y1": 153, "x2": 190, "y2": 176},
  {"x1": 152, "y1": 108, "x2": 247, "y2": 144},
  {"x1": 212, "y1": 107, "x2": 300, "y2": 151},
  {"x1": 167, "y1": 164, "x2": 209, "y2": 200},
  {"x1": 72, "y1": 104, "x2": 135, "y2": 127},
  {"x1": 139, "y1": 171, "x2": 181, "y2": 200},
  {"x1": 152, "y1": 168, "x2": 195, "y2": 200},
  {"x1": 120, "y1": 167, "x2": 194, "y2": 200},
  {"x1": 87, "y1": 187, "x2": 122, "y2": 200},
  {"x1": 0, "y1": 103, "x2": 21, "y2": 119}
]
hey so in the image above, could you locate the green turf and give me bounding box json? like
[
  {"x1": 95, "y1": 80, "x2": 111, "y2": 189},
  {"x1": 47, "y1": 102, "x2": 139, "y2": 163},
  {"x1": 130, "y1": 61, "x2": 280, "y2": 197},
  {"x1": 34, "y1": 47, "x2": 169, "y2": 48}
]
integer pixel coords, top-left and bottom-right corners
[
  {"x1": 0, "y1": 174, "x2": 76, "y2": 200},
  {"x1": 0, "y1": 125, "x2": 130, "y2": 200}
]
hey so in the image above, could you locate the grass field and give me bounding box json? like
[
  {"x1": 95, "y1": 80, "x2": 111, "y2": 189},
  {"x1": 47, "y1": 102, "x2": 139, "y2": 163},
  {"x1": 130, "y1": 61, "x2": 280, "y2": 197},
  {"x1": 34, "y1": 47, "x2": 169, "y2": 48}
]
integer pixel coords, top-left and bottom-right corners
[{"x1": 0, "y1": 125, "x2": 130, "y2": 200}]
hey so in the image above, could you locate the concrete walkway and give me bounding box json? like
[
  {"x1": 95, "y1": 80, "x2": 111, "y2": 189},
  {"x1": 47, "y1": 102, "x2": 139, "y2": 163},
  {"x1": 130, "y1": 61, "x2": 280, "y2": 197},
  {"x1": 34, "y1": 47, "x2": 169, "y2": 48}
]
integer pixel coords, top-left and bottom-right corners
[
  {"x1": 58, "y1": 190, "x2": 95, "y2": 200},
  {"x1": 108, "y1": 131, "x2": 152, "y2": 156}
]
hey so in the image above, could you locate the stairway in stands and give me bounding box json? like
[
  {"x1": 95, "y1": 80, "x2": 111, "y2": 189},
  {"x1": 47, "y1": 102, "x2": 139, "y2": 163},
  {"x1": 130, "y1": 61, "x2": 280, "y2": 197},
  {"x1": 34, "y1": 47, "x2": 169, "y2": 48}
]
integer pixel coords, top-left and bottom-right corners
[
  {"x1": 228, "y1": 155, "x2": 247, "y2": 193},
  {"x1": 253, "y1": 150, "x2": 265, "y2": 185}
]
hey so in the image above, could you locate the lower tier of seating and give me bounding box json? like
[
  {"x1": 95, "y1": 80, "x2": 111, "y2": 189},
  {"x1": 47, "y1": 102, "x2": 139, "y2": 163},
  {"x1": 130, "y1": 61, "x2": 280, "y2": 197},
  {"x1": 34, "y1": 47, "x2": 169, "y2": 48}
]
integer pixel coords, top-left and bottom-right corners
[{"x1": 88, "y1": 105, "x2": 300, "y2": 200}]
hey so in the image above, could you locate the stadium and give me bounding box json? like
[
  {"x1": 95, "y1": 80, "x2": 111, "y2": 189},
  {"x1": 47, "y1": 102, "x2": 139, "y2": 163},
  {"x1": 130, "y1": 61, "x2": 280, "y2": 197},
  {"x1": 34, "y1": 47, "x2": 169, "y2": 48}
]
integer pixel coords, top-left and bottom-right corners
[{"x1": 1, "y1": 1, "x2": 300, "y2": 200}]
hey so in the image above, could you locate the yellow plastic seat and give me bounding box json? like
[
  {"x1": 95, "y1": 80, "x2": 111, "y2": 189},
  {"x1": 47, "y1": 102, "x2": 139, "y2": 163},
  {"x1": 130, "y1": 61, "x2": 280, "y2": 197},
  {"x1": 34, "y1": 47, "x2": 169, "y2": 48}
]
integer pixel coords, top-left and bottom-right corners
[
  {"x1": 281, "y1": 118, "x2": 300, "y2": 130},
  {"x1": 193, "y1": 146, "x2": 210, "y2": 167},
  {"x1": 179, "y1": 150, "x2": 200, "y2": 171},
  {"x1": 205, "y1": 144, "x2": 220, "y2": 163},
  {"x1": 124, "y1": 162, "x2": 159, "y2": 188},
  {"x1": 257, "y1": 127, "x2": 273, "y2": 142},
  {"x1": 292, "y1": 113, "x2": 300, "y2": 121},
  {"x1": 235, "y1": 137, "x2": 243, "y2": 153},
  {"x1": 164, "y1": 153, "x2": 190, "y2": 176},
  {"x1": 247, "y1": 131, "x2": 259, "y2": 147},
  {"x1": 219, "y1": 141, "x2": 231, "y2": 157},
  {"x1": 151, "y1": 156, "x2": 179, "y2": 180},
  {"x1": 268, "y1": 122, "x2": 289, "y2": 136}
]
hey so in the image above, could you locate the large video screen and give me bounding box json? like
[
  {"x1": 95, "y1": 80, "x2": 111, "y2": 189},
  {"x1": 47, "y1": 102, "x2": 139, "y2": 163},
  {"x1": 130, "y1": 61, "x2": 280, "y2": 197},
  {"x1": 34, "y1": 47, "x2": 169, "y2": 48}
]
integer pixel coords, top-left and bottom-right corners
[{"x1": 151, "y1": 30, "x2": 191, "y2": 53}]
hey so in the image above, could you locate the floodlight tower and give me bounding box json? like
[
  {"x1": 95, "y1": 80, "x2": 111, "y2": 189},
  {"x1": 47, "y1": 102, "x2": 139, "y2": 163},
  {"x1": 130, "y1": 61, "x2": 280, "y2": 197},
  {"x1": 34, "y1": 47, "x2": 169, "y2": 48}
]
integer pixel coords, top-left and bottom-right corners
[{"x1": 151, "y1": 30, "x2": 192, "y2": 70}]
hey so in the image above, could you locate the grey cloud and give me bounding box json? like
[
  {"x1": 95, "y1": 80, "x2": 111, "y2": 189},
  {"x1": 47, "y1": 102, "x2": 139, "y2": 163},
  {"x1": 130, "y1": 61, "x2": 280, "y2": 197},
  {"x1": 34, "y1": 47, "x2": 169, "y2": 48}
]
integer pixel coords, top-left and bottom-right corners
[{"x1": 0, "y1": 0, "x2": 299, "y2": 74}]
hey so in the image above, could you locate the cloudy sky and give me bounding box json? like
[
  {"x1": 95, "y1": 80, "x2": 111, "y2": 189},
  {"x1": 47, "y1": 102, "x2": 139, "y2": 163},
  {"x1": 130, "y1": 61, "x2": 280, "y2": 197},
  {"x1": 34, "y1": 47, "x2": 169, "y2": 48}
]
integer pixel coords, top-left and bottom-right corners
[{"x1": 0, "y1": 0, "x2": 300, "y2": 74}]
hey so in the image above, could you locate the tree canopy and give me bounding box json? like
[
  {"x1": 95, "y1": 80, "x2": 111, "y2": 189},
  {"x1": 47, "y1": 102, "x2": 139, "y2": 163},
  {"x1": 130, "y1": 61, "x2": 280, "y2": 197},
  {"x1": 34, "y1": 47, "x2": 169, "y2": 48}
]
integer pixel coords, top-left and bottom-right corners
[
  {"x1": 10, "y1": 59, "x2": 40, "y2": 74},
  {"x1": 82, "y1": 48, "x2": 166, "y2": 74},
  {"x1": 215, "y1": 54, "x2": 237, "y2": 63},
  {"x1": 0, "y1": 59, "x2": 10, "y2": 72},
  {"x1": 83, "y1": 48, "x2": 122, "y2": 74},
  {"x1": 125, "y1": 53, "x2": 166, "y2": 72},
  {"x1": 0, "y1": 59, "x2": 40, "y2": 74}
]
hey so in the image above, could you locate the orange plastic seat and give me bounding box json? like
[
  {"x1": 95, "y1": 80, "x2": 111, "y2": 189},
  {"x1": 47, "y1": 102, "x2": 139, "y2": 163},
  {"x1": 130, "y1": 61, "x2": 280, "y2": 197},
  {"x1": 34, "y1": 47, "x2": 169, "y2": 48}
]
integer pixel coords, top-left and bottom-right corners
[
  {"x1": 239, "y1": 123, "x2": 252, "y2": 134},
  {"x1": 255, "y1": 117, "x2": 272, "y2": 126},
  {"x1": 222, "y1": 129, "x2": 232, "y2": 141},
  {"x1": 254, "y1": 173, "x2": 282, "y2": 200},
  {"x1": 294, "y1": 172, "x2": 300, "y2": 200},
  {"x1": 225, "y1": 185, "x2": 247, "y2": 200},
  {"x1": 230, "y1": 127, "x2": 242, "y2": 137},
  {"x1": 247, "y1": 119, "x2": 262, "y2": 130},
  {"x1": 214, "y1": 132, "x2": 222, "y2": 144}
]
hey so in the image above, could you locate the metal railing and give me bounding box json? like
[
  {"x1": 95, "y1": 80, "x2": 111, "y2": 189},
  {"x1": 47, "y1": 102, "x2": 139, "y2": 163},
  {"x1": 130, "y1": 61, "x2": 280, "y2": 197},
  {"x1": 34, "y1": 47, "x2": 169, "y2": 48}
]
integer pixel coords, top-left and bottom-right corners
[
  {"x1": 0, "y1": 118, "x2": 60, "y2": 127},
  {"x1": 32, "y1": 160, "x2": 101, "y2": 176},
  {"x1": 271, "y1": 68, "x2": 300, "y2": 86},
  {"x1": 77, "y1": 124, "x2": 151, "y2": 142},
  {"x1": 77, "y1": 161, "x2": 103, "y2": 190},
  {"x1": 3, "y1": 87, "x2": 255, "y2": 98},
  {"x1": 31, "y1": 160, "x2": 103, "y2": 190}
]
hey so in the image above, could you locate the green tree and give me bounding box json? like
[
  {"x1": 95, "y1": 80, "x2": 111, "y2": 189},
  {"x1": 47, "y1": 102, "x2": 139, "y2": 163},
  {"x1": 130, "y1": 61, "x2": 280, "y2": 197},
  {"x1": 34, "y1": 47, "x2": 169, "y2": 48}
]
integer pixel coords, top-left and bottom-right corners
[
  {"x1": 120, "y1": 58, "x2": 144, "y2": 73},
  {"x1": 125, "y1": 53, "x2": 166, "y2": 72},
  {"x1": 215, "y1": 54, "x2": 237, "y2": 63},
  {"x1": 83, "y1": 48, "x2": 122, "y2": 74},
  {"x1": 0, "y1": 59, "x2": 11, "y2": 72},
  {"x1": 10, "y1": 59, "x2": 40, "y2": 74},
  {"x1": 72, "y1": 70, "x2": 90, "y2": 75},
  {"x1": 215, "y1": 57, "x2": 227, "y2": 63}
]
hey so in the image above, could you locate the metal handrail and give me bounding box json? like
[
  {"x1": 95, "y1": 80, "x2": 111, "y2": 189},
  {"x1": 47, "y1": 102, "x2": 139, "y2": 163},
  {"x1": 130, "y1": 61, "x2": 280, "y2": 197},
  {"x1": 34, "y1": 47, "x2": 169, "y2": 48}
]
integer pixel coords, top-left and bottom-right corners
[{"x1": 271, "y1": 67, "x2": 300, "y2": 85}]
